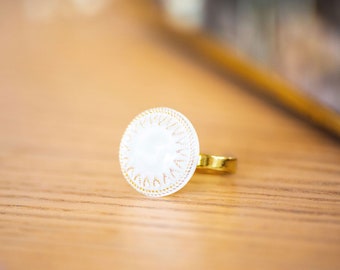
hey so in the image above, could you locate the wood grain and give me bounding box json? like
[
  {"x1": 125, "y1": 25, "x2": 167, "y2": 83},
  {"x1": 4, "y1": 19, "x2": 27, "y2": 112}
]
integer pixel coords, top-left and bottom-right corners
[{"x1": 0, "y1": 1, "x2": 339, "y2": 270}]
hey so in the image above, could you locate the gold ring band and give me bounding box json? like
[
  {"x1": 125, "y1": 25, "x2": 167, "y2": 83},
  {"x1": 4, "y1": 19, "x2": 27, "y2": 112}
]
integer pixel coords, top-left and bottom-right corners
[
  {"x1": 197, "y1": 154, "x2": 237, "y2": 174},
  {"x1": 119, "y1": 107, "x2": 238, "y2": 197}
]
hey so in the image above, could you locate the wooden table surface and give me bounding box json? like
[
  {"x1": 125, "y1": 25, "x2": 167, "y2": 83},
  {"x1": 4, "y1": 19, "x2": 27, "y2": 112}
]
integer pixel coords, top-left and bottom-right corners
[{"x1": 0, "y1": 1, "x2": 339, "y2": 270}]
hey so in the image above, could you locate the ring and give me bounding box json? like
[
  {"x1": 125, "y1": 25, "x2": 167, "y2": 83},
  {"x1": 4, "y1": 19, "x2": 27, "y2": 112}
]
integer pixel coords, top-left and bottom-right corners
[{"x1": 119, "y1": 107, "x2": 237, "y2": 197}]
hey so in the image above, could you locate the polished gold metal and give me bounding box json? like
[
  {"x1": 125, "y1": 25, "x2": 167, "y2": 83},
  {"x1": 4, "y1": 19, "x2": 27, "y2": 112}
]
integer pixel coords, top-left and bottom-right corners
[{"x1": 196, "y1": 154, "x2": 237, "y2": 174}]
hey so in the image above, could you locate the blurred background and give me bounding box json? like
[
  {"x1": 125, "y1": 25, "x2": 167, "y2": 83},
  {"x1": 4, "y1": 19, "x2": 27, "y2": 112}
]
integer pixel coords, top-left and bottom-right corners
[
  {"x1": 160, "y1": 0, "x2": 340, "y2": 110},
  {"x1": 155, "y1": 0, "x2": 340, "y2": 137},
  {"x1": 1, "y1": 0, "x2": 339, "y2": 136}
]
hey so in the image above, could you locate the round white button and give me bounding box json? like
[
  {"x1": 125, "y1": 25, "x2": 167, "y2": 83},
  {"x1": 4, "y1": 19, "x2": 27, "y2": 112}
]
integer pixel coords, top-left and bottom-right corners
[{"x1": 119, "y1": 107, "x2": 200, "y2": 197}]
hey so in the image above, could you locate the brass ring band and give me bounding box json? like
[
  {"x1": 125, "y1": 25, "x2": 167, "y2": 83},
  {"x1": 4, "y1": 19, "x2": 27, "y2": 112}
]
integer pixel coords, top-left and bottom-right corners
[{"x1": 196, "y1": 154, "x2": 237, "y2": 174}]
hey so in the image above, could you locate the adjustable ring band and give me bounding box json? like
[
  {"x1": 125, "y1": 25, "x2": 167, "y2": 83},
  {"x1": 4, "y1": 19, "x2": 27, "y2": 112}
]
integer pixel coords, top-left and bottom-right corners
[
  {"x1": 119, "y1": 107, "x2": 238, "y2": 197},
  {"x1": 197, "y1": 154, "x2": 237, "y2": 174}
]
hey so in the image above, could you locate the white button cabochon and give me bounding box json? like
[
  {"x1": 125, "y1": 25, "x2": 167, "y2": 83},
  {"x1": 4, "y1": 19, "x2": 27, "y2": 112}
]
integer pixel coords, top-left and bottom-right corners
[{"x1": 119, "y1": 107, "x2": 200, "y2": 197}]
